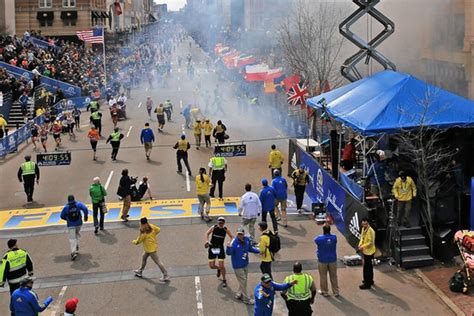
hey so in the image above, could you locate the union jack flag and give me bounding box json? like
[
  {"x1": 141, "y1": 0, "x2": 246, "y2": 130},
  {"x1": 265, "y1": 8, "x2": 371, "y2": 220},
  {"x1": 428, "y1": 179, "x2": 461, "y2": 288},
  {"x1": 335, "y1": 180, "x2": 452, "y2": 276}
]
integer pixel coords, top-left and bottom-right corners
[
  {"x1": 287, "y1": 83, "x2": 309, "y2": 107},
  {"x1": 76, "y1": 28, "x2": 104, "y2": 44}
]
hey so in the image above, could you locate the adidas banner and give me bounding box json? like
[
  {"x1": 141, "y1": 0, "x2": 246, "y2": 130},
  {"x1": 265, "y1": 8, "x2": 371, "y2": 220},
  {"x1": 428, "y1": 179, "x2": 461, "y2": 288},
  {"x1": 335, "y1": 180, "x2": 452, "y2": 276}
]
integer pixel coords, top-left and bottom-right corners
[
  {"x1": 288, "y1": 139, "x2": 300, "y2": 177},
  {"x1": 344, "y1": 192, "x2": 370, "y2": 248}
]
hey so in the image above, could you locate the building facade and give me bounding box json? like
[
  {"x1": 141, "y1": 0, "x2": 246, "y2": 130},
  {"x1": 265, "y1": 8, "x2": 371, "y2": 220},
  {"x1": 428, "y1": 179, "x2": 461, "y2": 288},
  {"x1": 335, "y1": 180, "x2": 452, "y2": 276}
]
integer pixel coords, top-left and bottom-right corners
[
  {"x1": 15, "y1": 0, "x2": 109, "y2": 37},
  {"x1": 0, "y1": 0, "x2": 16, "y2": 35},
  {"x1": 420, "y1": 0, "x2": 474, "y2": 99}
]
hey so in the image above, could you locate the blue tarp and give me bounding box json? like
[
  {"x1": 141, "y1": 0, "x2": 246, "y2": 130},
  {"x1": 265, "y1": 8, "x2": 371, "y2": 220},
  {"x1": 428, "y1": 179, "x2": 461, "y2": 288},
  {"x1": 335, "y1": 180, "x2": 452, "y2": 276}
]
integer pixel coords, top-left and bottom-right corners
[{"x1": 307, "y1": 70, "x2": 474, "y2": 136}]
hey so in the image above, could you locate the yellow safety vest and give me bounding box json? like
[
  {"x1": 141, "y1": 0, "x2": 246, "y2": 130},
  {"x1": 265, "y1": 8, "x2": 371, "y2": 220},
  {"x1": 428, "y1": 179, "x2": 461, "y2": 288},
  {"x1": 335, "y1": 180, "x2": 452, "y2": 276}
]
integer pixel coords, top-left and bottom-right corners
[
  {"x1": 203, "y1": 122, "x2": 213, "y2": 136},
  {"x1": 177, "y1": 139, "x2": 189, "y2": 151},
  {"x1": 111, "y1": 132, "x2": 121, "y2": 141},
  {"x1": 0, "y1": 249, "x2": 28, "y2": 284},
  {"x1": 284, "y1": 273, "x2": 313, "y2": 301},
  {"x1": 193, "y1": 123, "x2": 202, "y2": 135},
  {"x1": 214, "y1": 125, "x2": 224, "y2": 134},
  {"x1": 21, "y1": 161, "x2": 36, "y2": 176},
  {"x1": 292, "y1": 170, "x2": 308, "y2": 186},
  {"x1": 91, "y1": 111, "x2": 101, "y2": 120},
  {"x1": 211, "y1": 157, "x2": 225, "y2": 170},
  {"x1": 90, "y1": 101, "x2": 98, "y2": 110}
]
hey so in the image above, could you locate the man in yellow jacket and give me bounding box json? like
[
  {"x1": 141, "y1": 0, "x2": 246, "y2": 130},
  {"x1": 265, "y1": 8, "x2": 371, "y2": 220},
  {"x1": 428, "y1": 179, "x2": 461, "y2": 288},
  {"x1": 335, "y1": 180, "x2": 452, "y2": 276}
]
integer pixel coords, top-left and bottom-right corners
[
  {"x1": 268, "y1": 144, "x2": 284, "y2": 179},
  {"x1": 392, "y1": 171, "x2": 417, "y2": 228},
  {"x1": 358, "y1": 217, "x2": 376, "y2": 290},
  {"x1": 132, "y1": 217, "x2": 170, "y2": 281},
  {"x1": 258, "y1": 222, "x2": 274, "y2": 279}
]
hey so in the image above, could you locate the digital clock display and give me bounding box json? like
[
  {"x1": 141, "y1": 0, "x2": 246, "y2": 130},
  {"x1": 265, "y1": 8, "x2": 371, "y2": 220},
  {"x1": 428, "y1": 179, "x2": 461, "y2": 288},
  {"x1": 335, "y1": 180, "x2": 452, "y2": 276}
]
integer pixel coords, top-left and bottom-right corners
[
  {"x1": 214, "y1": 144, "x2": 246, "y2": 157},
  {"x1": 36, "y1": 152, "x2": 72, "y2": 166}
]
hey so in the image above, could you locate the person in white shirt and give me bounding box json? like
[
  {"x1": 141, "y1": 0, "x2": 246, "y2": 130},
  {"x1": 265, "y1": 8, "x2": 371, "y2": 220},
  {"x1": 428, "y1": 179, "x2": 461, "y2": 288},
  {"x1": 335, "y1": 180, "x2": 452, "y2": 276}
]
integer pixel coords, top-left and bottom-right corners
[
  {"x1": 117, "y1": 93, "x2": 127, "y2": 109},
  {"x1": 108, "y1": 97, "x2": 117, "y2": 108},
  {"x1": 239, "y1": 184, "x2": 262, "y2": 241}
]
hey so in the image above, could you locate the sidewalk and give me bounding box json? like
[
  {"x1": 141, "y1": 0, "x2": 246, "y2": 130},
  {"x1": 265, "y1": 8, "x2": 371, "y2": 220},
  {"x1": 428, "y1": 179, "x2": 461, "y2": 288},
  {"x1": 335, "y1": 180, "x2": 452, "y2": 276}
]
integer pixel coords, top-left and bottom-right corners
[{"x1": 420, "y1": 262, "x2": 474, "y2": 315}]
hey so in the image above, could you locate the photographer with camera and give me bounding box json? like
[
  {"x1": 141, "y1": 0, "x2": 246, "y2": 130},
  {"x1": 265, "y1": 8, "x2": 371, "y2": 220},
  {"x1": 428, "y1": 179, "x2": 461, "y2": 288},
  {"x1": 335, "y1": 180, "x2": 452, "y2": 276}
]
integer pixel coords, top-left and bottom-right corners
[{"x1": 117, "y1": 169, "x2": 137, "y2": 222}]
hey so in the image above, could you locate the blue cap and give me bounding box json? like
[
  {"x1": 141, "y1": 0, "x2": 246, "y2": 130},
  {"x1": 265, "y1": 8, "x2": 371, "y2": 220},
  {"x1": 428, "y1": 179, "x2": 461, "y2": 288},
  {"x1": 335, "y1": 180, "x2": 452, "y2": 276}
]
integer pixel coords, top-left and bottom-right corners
[
  {"x1": 299, "y1": 163, "x2": 305, "y2": 169},
  {"x1": 262, "y1": 178, "x2": 268, "y2": 186}
]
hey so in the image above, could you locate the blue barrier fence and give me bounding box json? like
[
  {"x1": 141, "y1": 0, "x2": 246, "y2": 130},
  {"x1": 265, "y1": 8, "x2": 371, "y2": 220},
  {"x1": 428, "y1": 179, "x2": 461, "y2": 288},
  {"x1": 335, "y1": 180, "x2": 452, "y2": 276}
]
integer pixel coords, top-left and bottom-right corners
[
  {"x1": 0, "y1": 92, "x2": 13, "y2": 121},
  {"x1": 0, "y1": 115, "x2": 45, "y2": 159}
]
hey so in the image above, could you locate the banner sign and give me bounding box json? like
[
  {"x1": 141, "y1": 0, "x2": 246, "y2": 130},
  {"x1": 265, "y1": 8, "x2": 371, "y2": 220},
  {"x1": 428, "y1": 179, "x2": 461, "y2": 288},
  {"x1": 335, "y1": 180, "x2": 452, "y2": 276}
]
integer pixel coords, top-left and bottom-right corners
[
  {"x1": 55, "y1": 97, "x2": 91, "y2": 112},
  {"x1": 0, "y1": 62, "x2": 81, "y2": 98},
  {"x1": 0, "y1": 138, "x2": 6, "y2": 158},
  {"x1": 28, "y1": 37, "x2": 60, "y2": 53},
  {"x1": 288, "y1": 139, "x2": 300, "y2": 177},
  {"x1": 5, "y1": 132, "x2": 17, "y2": 153},
  {"x1": 36, "y1": 152, "x2": 71, "y2": 166},
  {"x1": 340, "y1": 171, "x2": 364, "y2": 201},
  {"x1": 214, "y1": 144, "x2": 246, "y2": 157},
  {"x1": 344, "y1": 192, "x2": 370, "y2": 248},
  {"x1": 16, "y1": 124, "x2": 30, "y2": 144}
]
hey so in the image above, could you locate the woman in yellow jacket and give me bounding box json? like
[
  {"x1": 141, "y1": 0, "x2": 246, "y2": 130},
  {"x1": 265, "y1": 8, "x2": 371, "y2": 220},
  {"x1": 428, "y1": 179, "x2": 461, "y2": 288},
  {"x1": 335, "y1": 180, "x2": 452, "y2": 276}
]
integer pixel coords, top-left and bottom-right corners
[
  {"x1": 132, "y1": 217, "x2": 170, "y2": 281},
  {"x1": 358, "y1": 217, "x2": 376, "y2": 289},
  {"x1": 196, "y1": 168, "x2": 212, "y2": 222}
]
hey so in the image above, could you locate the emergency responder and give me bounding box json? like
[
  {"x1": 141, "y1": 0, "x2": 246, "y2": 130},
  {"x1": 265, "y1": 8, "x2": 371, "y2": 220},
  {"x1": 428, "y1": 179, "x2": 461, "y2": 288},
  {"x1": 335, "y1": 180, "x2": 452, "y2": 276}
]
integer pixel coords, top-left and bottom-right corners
[
  {"x1": 173, "y1": 134, "x2": 192, "y2": 175},
  {"x1": 282, "y1": 262, "x2": 317, "y2": 316},
  {"x1": 106, "y1": 127, "x2": 124, "y2": 161},
  {"x1": 213, "y1": 120, "x2": 227, "y2": 144},
  {"x1": 291, "y1": 164, "x2": 309, "y2": 214},
  {"x1": 17, "y1": 155, "x2": 40, "y2": 203},
  {"x1": 0, "y1": 239, "x2": 34, "y2": 295},
  {"x1": 86, "y1": 99, "x2": 99, "y2": 112},
  {"x1": 163, "y1": 99, "x2": 173, "y2": 122},
  {"x1": 268, "y1": 144, "x2": 284, "y2": 179},
  {"x1": 89, "y1": 109, "x2": 102, "y2": 136},
  {"x1": 155, "y1": 103, "x2": 166, "y2": 132},
  {"x1": 10, "y1": 276, "x2": 53, "y2": 315},
  {"x1": 202, "y1": 119, "x2": 213, "y2": 148},
  {"x1": 193, "y1": 119, "x2": 203, "y2": 149},
  {"x1": 209, "y1": 155, "x2": 227, "y2": 199}
]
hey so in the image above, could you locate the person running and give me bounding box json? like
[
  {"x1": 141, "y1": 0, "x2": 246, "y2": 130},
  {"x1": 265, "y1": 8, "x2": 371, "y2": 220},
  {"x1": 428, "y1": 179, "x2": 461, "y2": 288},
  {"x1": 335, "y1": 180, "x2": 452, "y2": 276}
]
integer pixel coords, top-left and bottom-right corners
[
  {"x1": 213, "y1": 120, "x2": 227, "y2": 144},
  {"x1": 0, "y1": 239, "x2": 34, "y2": 295},
  {"x1": 10, "y1": 276, "x2": 53, "y2": 315},
  {"x1": 260, "y1": 179, "x2": 278, "y2": 233},
  {"x1": 254, "y1": 274, "x2": 296, "y2": 316},
  {"x1": 202, "y1": 118, "x2": 213, "y2": 148},
  {"x1": 132, "y1": 217, "x2": 170, "y2": 281},
  {"x1": 209, "y1": 155, "x2": 227, "y2": 199},
  {"x1": 117, "y1": 169, "x2": 136, "y2": 222},
  {"x1": 163, "y1": 99, "x2": 173, "y2": 121},
  {"x1": 17, "y1": 155, "x2": 40, "y2": 203},
  {"x1": 173, "y1": 134, "x2": 192, "y2": 176},
  {"x1": 72, "y1": 107, "x2": 81, "y2": 131},
  {"x1": 205, "y1": 217, "x2": 233, "y2": 288},
  {"x1": 193, "y1": 119, "x2": 202, "y2": 149},
  {"x1": 110, "y1": 104, "x2": 119, "y2": 128},
  {"x1": 154, "y1": 104, "x2": 166, "y2": 132},
  {"x1": 195, "y1": 167, "x2": 212, "y2": 222},
  {"x1": 145, "y1": 96, "x2": 153, "y2": 118},
  {"x1": 90, "y1": 109, "x2": 102, "y2": 136},
  {"x1": 66, "y1": 112, "x2": 75, "y2": 139},
  {"x1": 106, "y1": 127, "x2": 124, "y2": 161},
  {"x1": 51, "y1": 120, "x2": 62, "y2": 150},
  {"x1": 39, "y1": 125, "x2": 48, "y2": 152},
  {"x1": 60, "y1": 195, "x2": 89, "y2": 261},
  {"x1": 89, "y1": 177, "x2": 107, "y2": 234},
  {"x1": 226, "y1": 227, "x2": 260, "y2": 305},
  {"x1": 140, "y1": 123, "x2": 155, "y2": 161},
  {"x1": 87, "y1": 126, "x2": 100, "y2": 161},
  {"x1": 29, "y1": 121, "x2": 40, "y2": 150}
]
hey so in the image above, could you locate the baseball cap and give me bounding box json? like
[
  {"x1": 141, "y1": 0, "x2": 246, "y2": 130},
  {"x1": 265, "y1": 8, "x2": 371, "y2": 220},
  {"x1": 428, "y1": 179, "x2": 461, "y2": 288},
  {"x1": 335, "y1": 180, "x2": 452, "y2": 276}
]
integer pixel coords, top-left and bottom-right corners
[
  {"x1": 237, "y1": 226, "x2": 245, "y2": 234},
  {"x1": 20, "y1": 275, "x2": 36, "y2": 286},
  {"x1": 261, "y1": 274, "x2": 272, "y2": 283},
  {"x1": 65, "y1": 298, "x2": 79, "y2": 313},
  {"x1": 299, "y1": 163, "x2": 305, "y2": 169},
  {"x1": 217, "y1": 216, "x2": 225, "y2": 223},
  {"x1": 261, "y1": 178, "x2": 268, "y2": 186}
]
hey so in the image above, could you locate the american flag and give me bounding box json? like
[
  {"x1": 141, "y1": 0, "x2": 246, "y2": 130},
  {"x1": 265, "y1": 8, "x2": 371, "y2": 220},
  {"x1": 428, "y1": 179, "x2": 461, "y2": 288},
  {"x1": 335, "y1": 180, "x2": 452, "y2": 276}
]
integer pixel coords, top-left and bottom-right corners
[
  {"x1": 76, "y1": 28, "x2": 104, "y2": 44},
  {"x1": 287, "y1": 83, "x2": 309, "y2": 107}
]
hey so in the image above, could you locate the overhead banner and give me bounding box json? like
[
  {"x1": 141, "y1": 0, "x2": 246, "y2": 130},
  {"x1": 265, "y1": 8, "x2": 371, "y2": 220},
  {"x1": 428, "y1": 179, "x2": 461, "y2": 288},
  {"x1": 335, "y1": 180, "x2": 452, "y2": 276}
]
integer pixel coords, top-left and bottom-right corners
[
  {"x1": 0, "y1": 62, "x2": 81, "y2": 98},
  {"x1": 28, "y1": 37, "x2": 60, "y2": 53}
]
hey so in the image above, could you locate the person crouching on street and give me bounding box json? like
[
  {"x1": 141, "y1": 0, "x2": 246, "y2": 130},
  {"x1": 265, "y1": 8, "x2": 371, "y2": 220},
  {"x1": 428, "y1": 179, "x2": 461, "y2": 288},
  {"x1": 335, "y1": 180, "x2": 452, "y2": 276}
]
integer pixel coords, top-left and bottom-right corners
[
  {"x1": 132, "y1": 217, "x2": 170, "y2": 281},
  {"x1": 60, "y1": 195, "x2": 89, "y2": 261}
]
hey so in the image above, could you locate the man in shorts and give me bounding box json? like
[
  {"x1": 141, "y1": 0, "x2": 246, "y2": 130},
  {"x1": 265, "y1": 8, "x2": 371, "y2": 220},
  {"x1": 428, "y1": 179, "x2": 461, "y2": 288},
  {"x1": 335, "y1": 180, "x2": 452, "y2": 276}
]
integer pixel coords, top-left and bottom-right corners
[{"x1": 205, "y1": 217, "x2": 233, "y2": 287}]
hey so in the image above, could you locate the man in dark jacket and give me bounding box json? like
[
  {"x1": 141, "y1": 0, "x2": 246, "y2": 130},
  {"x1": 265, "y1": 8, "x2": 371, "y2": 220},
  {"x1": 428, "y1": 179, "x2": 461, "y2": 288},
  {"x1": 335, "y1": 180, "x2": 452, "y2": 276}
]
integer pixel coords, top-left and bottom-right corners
[
  {"x1": 226, "y1": 227, "x2": 259, "y2": 305},
  {"x1": 117, "y1": 169, "x2": 136, "y2": 222},
  {"x1": 60, "y1": 195, "x2": 89, "y2": 260},
  {"x1": 17, "y1": 155, "x2": 40, "y2": 203}
]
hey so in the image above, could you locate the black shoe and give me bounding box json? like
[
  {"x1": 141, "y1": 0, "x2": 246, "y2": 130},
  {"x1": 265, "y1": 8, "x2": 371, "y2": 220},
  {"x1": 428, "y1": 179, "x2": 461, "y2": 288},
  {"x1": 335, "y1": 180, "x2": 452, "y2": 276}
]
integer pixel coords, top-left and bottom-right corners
[
  {"x1": 94, "y1": 227, "x2": 99, "y2": 234},
  {"x1": 209, "y1": 194, "x2": 215, "y2": 198},
  {"x1": 100, "y1": 227, "x2": 104, "y2": 231},
  {"x1": 177, "y1": 170, "x2": 182, "y2": 174},
  {"x1": 222, "y1": 280, "x2": 227, "y2": 288},
  {"x1": 359, "y1": 284, "x2": 371, "y2": 290}
]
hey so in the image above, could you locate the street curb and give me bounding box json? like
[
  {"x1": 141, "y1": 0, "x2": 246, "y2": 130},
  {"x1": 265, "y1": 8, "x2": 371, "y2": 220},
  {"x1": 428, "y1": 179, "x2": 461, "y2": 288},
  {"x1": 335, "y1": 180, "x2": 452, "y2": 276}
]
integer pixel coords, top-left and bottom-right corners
[{"x1": 414, "y1": 268, "x2": 465, "y2": 316}]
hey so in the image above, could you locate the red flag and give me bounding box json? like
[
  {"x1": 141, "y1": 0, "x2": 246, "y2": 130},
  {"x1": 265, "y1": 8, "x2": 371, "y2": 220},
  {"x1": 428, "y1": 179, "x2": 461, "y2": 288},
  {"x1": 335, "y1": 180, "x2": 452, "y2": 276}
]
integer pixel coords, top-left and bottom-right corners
[
  {"x1": 322, "y1": 80, "x2": 331, "y2": 93},
  {"x1": 115, "y1": 0, "x2": 123, "y2": 16},
  {"x1": 307, "y1": 105, "x2": 314, "y2": 118},
  {"x1": 282, "y1": 74, "x2": 301, "y2": 92}
]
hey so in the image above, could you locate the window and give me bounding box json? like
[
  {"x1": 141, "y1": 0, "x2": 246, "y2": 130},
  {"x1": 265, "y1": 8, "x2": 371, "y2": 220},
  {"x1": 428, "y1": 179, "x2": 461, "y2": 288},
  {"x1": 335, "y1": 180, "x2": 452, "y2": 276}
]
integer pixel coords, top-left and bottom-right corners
[
  {"x1": 63, "y1": 19, "x2": 76, "y2": 26},
  {"x1": 63, "y1": 0, "x2": 76, "y2": 8},
  {"x1": 39, "y1": 0, "x2": 52, "y2": 8}
]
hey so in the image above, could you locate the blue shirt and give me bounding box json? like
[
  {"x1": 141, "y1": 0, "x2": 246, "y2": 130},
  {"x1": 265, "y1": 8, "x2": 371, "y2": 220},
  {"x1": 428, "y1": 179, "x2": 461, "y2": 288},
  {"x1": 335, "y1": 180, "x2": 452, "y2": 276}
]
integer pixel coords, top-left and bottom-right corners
[
  {"x1": 60, "y1": 201, "x2": 89, "y2": 227},
  {"x1": 271, "y1": 176, "x2": 288, "y2": 200},
  {"x1": 10, "y1": 287, "x2": 52, "y2": 315},
  {"x1": 226, "y1": 236, "x2": 259, "y2": 269},
  {"x1": 19, "y1": 95, "x2": 29, "y2": 106},
  {"x1": 367, "y1": 161, "x2": 386, "y2": 185},
  {"x1": 140, "y1": 128, "x2": 155, "y2": 143},
  {"x1": 314, "y1": 233, "x2": 337, "y2": 263},
  {"x1": 254, "y1": 281, "x2": 292, "y2": 316},
  {"x1": 259, "y1": 185, "x2": 276, "y2": 211}
]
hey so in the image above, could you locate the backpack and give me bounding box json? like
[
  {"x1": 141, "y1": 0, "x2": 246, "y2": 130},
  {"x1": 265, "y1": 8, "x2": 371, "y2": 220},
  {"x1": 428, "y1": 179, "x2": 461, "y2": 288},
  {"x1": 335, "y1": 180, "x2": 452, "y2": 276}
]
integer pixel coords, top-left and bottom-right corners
[
  {"x1": 449, "y1": 271, "x2": 469, "y2": 294},
  {"x1": 68, "y1": 203, "x2": 81, "y2": 222},
  {"x1": 462, "y1": 235, "x2": 474, "y2": 252},
  {"x1": 264, "y1": 231, "x2": 281, "y2": 256}
]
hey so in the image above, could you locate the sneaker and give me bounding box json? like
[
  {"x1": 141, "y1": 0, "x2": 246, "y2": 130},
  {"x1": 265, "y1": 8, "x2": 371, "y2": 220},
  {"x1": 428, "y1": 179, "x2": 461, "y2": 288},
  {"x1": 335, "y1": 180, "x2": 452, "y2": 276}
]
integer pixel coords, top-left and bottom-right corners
[
  {"x1": 298, "y1": 209, "x2": 303, "y2": 215},
  {"x1": 222, "y1": 280, "x2": 227, "y2": 288},
  {"x1": 71, "y1": 253, "x2": 77, "y2": 261},
  {"x1": 235, "y1": 293, "x2": 243, "y2": 300},
  {"x1": 334, "y1": 293, "x2": 340, "y2": 297},
  {"x1": 134, "y1": 270, "x2": 143, "y2": 278},
  {"x1": 244, "y1": 299, "x2": 255, "y2": 305},
  {"x1": 318, "y1": 290, "x2": 329, "y2": 297},
  {"x1": 100, "y1": 227, "x2": 104, "y2": 231},
  {"x1": 277, "y1": 216, "x2": 281, "y2": 221},
  {"x1": 359, "y1": 284, "x2": 371, "y2": 290},
  {"x1": 160, "y1": 275, "x2": 170, "y2": 282},
  {"x1": 94, "y1": 227, "x2": 99, "y2": 234},
  {"x1": 177, "y1": 170, "x2": 182, "y2": 174}
]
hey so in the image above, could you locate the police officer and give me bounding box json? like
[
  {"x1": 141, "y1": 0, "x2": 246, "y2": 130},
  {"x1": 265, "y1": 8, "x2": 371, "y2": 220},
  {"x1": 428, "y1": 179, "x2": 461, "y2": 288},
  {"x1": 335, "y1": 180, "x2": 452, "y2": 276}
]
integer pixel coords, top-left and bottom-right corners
[
  {"x1": 291, "y1": 164, "x2": 309, "y2": 214},
  {"x1": 106, "y1": 127, "x2": 124, "y2": 161},
  {"x1": 0, "y1": 239, "x2": 34, "y2": 295},
  {"x1": 10, "y1": 276, "x2": 53, "y2": 315},
  {"x1": 173, "y1": 134, "x2": 192, "y2": 175},
  {"x1": 89, "y1": 109, "x2": 103, "y2": 136},
  {"x1": 209, "y1": 155, "x2": 227, "y2": 199},
  {"x1": 17, "y1": 155, "x2": 40, "y2": 203},
  {"x1": 282, "y1": 262, "x2": 317, "y2": 316},
  {"x1": 86, "y1": 99, "x2": 99, "y2": 112}
]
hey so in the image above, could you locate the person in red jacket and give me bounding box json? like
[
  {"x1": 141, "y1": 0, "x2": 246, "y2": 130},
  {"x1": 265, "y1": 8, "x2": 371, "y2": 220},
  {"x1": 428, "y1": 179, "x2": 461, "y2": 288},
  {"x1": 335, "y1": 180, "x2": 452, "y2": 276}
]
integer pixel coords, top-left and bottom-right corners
[{"x1": 341, "y1": 138, "x2": 356, "y2": 170}]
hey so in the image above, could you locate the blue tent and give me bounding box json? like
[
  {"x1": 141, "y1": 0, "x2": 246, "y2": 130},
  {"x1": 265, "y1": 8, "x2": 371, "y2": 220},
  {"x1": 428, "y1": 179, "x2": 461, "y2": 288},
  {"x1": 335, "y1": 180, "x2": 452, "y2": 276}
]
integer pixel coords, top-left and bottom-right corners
[{"x1": 307, "y1": 70, "x2": 474, "y2": 136}]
